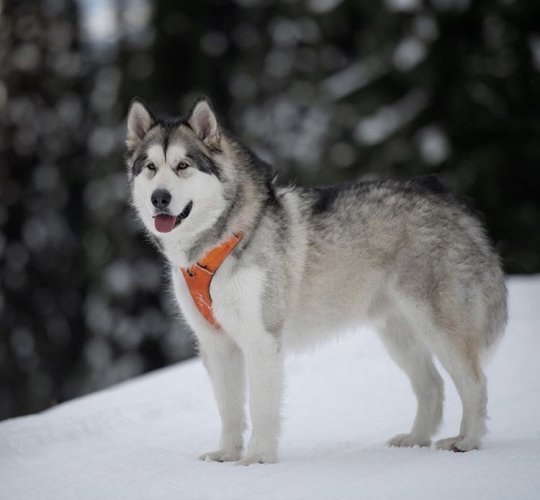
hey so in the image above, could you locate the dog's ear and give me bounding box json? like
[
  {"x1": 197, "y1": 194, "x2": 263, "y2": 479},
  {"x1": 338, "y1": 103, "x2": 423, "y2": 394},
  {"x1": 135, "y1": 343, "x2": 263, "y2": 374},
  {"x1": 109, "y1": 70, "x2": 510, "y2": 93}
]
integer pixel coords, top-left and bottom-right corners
[
  {"x1": 188, "y1": 97, "x2": 220, "y2": 150},
  {"x1": 126, "y1": 97, "x2": 155, "y2": 151}
]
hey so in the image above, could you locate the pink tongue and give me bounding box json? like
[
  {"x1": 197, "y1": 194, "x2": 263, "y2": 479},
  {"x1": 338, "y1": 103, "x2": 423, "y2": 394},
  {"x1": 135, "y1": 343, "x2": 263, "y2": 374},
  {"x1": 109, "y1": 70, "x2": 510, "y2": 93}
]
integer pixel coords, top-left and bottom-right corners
[{"x1": 154, "y1": 214, "x2": 177, "y2": 233}]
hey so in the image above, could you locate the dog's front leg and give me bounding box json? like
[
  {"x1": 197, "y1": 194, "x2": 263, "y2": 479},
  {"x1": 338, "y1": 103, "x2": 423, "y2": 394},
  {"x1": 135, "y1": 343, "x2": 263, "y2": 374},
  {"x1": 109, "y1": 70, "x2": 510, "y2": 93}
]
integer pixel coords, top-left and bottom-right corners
[
  {"x1": 197, "y1": 331, "x2": 246, "y2": 462},
  {"x1": 236, "y1": 332, "x2": 283, "y2": 465}
]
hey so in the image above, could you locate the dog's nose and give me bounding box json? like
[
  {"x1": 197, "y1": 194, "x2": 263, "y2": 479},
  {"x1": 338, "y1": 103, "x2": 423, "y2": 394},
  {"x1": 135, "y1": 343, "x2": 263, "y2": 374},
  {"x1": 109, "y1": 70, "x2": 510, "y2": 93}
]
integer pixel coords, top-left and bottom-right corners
[{"x1": 151, "y1": 189, "x2": 171, "y2": 209}]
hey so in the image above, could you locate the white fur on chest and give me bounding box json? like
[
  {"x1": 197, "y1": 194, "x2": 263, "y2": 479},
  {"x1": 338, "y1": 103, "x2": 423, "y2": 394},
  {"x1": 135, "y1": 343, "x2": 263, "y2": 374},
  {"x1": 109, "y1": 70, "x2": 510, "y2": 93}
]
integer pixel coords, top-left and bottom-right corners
[{"x1": 171, "y1": 259, "x2": 266, "y2": 341}]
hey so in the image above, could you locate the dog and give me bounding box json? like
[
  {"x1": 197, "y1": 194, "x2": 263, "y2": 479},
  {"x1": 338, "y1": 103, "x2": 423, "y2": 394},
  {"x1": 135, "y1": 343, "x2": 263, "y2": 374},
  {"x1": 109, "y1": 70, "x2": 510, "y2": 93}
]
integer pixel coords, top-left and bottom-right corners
[{"x1": 125, "y1": 96, "x2": 507, "y2": 465}]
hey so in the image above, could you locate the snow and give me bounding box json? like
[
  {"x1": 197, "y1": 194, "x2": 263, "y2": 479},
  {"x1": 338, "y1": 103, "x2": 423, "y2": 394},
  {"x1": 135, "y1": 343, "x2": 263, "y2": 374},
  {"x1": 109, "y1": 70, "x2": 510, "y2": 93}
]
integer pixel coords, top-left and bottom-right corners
[{"x1": 1, "y1": 277, "x2": 539, "y2": 500}]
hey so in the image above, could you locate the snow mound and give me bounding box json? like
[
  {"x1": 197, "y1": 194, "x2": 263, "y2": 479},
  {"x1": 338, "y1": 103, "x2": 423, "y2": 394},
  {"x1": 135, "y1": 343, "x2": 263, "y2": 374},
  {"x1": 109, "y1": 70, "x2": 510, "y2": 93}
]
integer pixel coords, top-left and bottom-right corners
[{"x1": 1, "y1": 277, "x2": 539, "y2": 500}]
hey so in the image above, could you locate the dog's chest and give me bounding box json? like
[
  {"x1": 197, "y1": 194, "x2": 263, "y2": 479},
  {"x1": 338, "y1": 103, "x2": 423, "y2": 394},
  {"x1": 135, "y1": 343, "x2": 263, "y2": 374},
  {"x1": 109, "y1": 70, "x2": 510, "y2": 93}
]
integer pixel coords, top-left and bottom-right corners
[{"x1": 172, "y1": 261, "x2": 266, "y2": 336}]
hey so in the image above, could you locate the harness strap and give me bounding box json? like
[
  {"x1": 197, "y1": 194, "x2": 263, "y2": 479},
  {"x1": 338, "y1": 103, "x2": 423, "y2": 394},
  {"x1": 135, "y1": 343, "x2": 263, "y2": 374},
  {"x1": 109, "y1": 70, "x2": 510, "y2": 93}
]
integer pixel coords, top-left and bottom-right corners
[{"x1": 181, "y1": 233, "x2": 243, "y2": 329}]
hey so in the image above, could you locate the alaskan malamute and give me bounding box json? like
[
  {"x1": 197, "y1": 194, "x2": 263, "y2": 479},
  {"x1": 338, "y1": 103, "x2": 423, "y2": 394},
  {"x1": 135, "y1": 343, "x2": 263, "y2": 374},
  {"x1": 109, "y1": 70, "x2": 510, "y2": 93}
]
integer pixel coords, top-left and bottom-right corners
[{"x1": 125, "y1": 97, "x2": 506, "y2": 465}]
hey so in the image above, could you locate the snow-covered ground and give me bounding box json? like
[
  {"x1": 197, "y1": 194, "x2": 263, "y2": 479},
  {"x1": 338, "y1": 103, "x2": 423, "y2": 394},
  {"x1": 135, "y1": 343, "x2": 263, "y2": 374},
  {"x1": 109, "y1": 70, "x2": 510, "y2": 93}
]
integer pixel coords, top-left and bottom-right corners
[{"x1": 1, "y1": 277, "x2": 539, "y2": 500}]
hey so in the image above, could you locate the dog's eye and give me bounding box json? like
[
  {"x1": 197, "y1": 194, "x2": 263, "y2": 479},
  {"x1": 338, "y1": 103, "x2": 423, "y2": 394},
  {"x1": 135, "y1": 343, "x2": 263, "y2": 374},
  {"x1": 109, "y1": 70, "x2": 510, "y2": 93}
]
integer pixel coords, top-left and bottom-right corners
[
  {"x1": 176, "y1": 161, "x2": 190, "y2": 171},
  {"x1": 146, "y1": 163, "x2": 156, "y2": 171}
]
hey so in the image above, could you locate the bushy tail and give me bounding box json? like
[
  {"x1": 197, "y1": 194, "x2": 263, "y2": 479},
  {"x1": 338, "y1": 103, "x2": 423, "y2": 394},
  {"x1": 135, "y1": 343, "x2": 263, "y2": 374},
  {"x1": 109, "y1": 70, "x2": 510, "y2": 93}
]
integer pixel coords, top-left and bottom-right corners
[{"x1": 483, "y1": 271, "x2": 508, "y2": 355}]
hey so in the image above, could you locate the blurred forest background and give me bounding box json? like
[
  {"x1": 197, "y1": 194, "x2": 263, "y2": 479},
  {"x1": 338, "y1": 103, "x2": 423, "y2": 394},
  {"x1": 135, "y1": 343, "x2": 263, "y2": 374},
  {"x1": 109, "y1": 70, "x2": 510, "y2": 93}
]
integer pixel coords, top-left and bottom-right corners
[{"x1": 1, "y1": 0, "x2": 539, "y2": 420}]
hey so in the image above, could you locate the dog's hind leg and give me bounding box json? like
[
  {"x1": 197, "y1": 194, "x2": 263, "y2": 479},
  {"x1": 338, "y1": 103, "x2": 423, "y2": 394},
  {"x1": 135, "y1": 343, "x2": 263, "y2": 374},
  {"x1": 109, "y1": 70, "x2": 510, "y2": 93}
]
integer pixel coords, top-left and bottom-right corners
[
  {"x1": 378, "y1": 315, "x2": 444, "y2": 448},
  {"x1": 197, "y1": 331, "x2": 246, "y2": 462},
  {"x1": 432, "y1": 335, "x2": 488, "y2": 452}
]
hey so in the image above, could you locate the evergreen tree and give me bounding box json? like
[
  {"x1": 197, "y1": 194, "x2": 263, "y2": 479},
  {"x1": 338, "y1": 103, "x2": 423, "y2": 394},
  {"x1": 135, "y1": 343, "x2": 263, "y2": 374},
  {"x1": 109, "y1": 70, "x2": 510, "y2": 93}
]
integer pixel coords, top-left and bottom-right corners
[{"x1": 0, "y1": 0, "x2": 90, "y2": 416}]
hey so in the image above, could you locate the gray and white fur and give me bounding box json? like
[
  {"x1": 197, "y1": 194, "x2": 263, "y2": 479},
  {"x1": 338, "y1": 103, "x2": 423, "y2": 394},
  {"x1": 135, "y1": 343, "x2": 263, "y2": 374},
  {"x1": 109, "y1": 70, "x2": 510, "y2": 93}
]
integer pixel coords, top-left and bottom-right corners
[{"x1": 125, "y1": 96, "x2": 507, "y2": 465}]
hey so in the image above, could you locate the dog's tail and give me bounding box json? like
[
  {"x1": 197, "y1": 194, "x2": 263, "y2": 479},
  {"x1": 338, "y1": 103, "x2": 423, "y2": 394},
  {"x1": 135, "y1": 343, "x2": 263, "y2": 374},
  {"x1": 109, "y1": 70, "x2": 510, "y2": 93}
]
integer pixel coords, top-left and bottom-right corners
[{"x1": 482, "y1": 266, "x2": 507, "y2": 357}]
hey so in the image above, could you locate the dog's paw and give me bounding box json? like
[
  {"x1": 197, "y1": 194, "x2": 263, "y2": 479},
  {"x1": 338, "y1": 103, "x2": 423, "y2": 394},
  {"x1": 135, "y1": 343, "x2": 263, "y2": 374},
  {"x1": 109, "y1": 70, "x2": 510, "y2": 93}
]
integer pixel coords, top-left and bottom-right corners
[
  {"x1": 199, "y1": 448, "x2": 242, "y2": 462},
  {"x1": 388, "y1": 433, "x2": 431, "y2": 448},
  {"x1": 435, "y1": 436, "x2": 479, "y2": 452},
  {"x1": 235, "y1": 450, "x2": 277, "y2": 466}
]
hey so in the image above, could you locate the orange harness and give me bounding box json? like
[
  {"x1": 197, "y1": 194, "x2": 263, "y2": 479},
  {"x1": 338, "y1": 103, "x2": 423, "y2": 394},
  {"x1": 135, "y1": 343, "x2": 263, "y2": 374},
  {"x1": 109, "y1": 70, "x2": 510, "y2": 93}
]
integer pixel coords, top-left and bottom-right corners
[{"x1": 181, "y1": 233, "x2": 243, "y2": 329}]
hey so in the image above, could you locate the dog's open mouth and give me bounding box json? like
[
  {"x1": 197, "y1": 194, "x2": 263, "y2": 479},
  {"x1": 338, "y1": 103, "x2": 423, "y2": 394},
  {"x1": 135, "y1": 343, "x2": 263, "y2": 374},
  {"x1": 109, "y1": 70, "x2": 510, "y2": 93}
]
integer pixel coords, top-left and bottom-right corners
[{"x1": 153, "y1": 201, "x2": 193, "y2": 233}]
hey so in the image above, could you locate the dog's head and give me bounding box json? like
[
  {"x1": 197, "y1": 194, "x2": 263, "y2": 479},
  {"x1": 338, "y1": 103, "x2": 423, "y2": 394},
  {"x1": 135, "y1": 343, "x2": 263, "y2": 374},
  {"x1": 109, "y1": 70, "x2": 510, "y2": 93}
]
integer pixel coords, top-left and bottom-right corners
[{"x1": 125, "y1": 97, "x2": 244, "y2": 241}]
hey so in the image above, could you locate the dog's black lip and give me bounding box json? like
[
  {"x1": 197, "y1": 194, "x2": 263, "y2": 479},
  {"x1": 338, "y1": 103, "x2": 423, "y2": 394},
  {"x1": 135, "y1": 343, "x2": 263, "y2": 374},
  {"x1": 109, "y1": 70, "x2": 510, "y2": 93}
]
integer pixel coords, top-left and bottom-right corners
[{"x1": 175, "y1": 200, "x2": 193, "y2": 226}]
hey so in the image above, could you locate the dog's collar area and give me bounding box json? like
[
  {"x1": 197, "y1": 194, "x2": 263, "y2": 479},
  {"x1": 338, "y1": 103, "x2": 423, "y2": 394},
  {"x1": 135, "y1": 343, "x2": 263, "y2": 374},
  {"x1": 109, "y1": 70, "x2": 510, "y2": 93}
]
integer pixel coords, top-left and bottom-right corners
[{"x1": 181, "y1": 232, "x2": 243, "y2": 329}]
